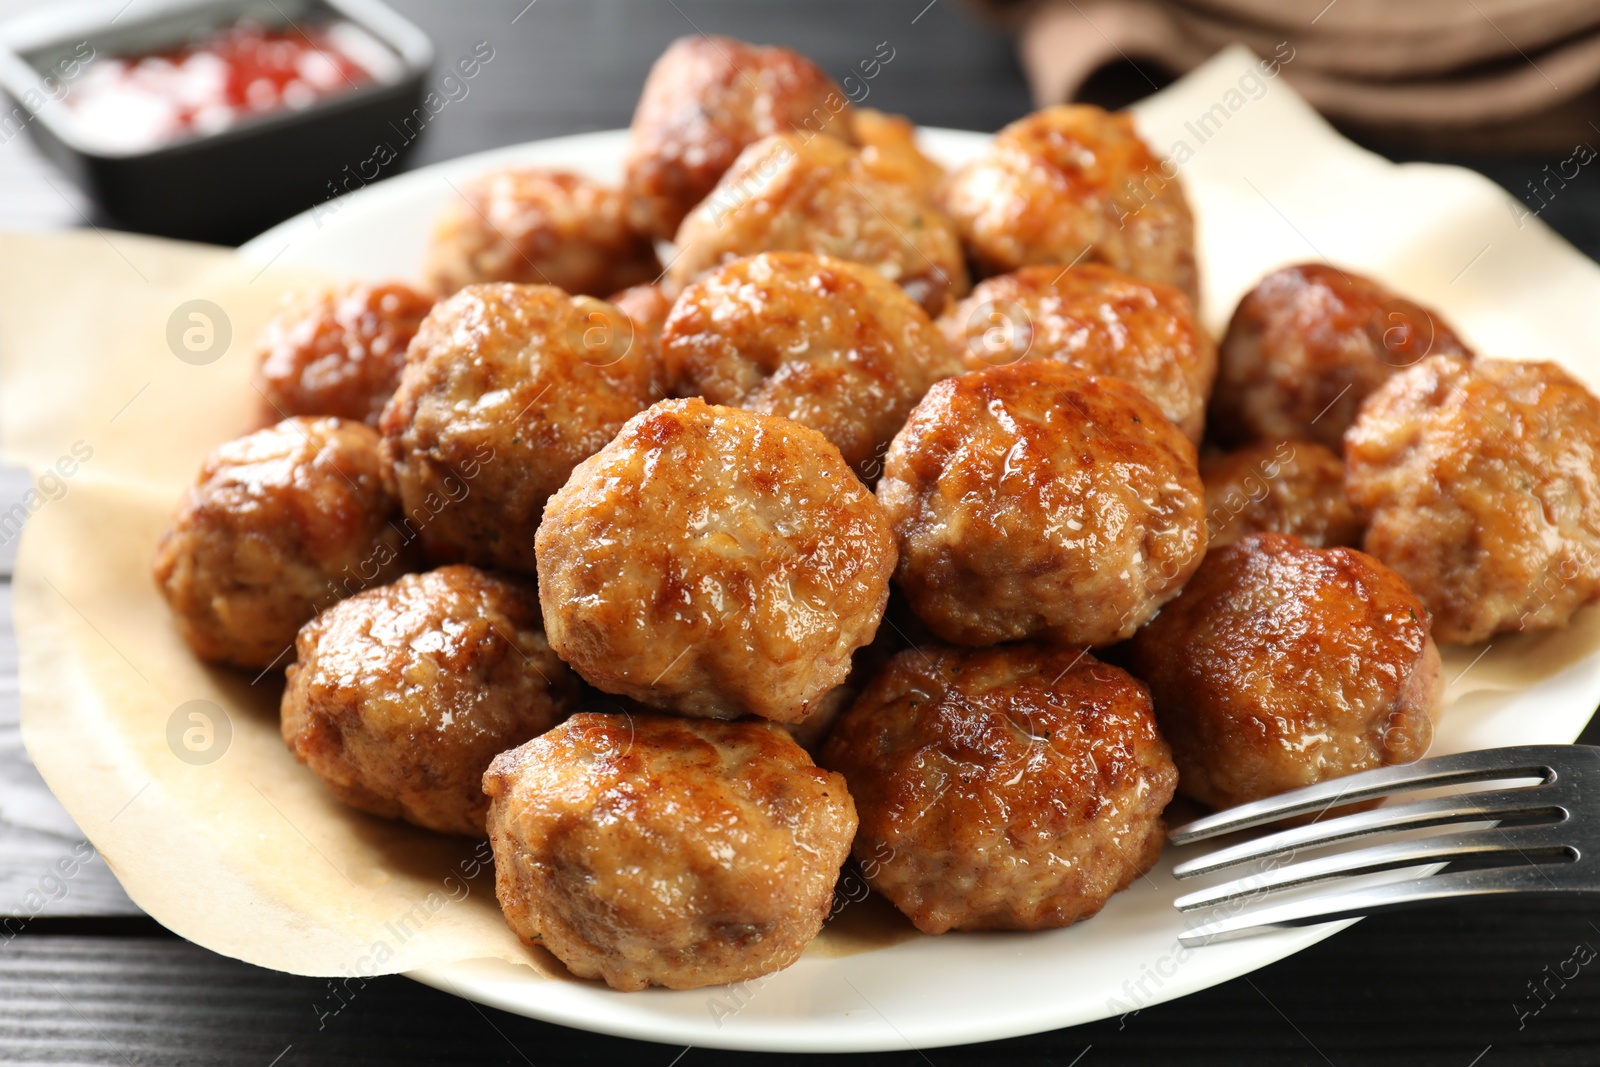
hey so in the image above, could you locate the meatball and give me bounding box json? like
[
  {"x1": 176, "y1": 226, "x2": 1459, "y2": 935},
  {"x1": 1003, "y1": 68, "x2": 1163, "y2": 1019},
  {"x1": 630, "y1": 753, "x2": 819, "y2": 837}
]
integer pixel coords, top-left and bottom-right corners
[
  {"x1": 669, "y1": 133, "x2": 969, "y2": 316},
  {"x1": 380, "y1": 284, "x2": 655, "y2": 573},
  {"x1": 780, "y1": 680, "x2": 855, "y2": 755},
  {"x1": 943, "y1": 105, "x2": 1198, "y2": 307},
  {"x1": 878, "y1": 363, "x2": 1207, "y2": 647},
  {"x1": 1212, "y1": 262, "x2": 1474, "y2": 448},
  {"x1": 851, "y1": 107, "x2": 944, "y2": 201},
  {"x1": 821, "y1": 644, "x2": 1176, "y2": 934},
  {"x1": 608, "y1": 282, "x2": 673, "y2": 336},
  {"x1": 661, "y1": 252, "x2": 962, "y2": 480},
  {"x1": 780, "y1": 625, "x2": 901, "y2": 753},
  {"x1": 253, "y1": 282, "x2": 433, "y2": 427},
  {"x1": 939, "y1": 264, "x2": 1215, "y2": 441},
  {"x1": 152, "y1": 417, "x2": 412, "y2": 670},
  {"x1": 1345, "y1": 355, "x2": 1600, "y2": 644},
  {"x1": 624, "y1": 35, "x2": 853, "y2": 241},
  {"x1": 535, "y1": 398, "x2": 896, "y2": 723},
  {"x1": 422, "y1": 168, "x2": 659, "y2": 298},
  {"x1": 484, "y1": 713, "x2": 857, "y2": 991},
  {"x1": 281, "y1": 565, "x2": 579, "y2": 836},
  {"x1": 1126, "y1": 532, "x2": 1444, "y2": 809},
  {"x1": 608, "y1": 282, "x2": 674, "y2": 398},
  {"x1": 1202, "y1": 439, "x2": 1361, "y2": 549}
]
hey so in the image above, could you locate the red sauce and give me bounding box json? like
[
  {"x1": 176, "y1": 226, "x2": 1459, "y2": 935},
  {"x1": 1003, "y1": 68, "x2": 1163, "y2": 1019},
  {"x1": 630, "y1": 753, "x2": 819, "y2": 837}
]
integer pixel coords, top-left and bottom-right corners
[{"x1": 64, "y1": 19, "x2": 394, "y2": 152}]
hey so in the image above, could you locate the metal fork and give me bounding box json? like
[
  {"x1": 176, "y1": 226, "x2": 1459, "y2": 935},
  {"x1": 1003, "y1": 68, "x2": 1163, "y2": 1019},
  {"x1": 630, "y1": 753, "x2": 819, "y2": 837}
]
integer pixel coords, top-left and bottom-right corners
[{"x1": 1167, "y1": 744, "x2": 1598, "y2": 947}]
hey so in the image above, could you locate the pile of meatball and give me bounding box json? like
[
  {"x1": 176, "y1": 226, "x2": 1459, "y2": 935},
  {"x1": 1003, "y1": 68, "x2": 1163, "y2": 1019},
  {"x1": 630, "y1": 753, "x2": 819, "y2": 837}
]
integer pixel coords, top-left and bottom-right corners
[{"x1": 152, "y1": 36, "x2": 1600, "y2": 992}]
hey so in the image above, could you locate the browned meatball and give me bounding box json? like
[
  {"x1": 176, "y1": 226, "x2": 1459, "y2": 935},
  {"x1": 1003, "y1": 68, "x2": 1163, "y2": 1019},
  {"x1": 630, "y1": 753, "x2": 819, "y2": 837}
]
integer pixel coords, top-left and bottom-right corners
[
  {"x1": 851, "y1": 107, "x2": 944, "y2": 201},
  {"x1": 535, "y1": 398, "x2": 896, "y2": 723},
  {"x1": 1126, "y1": 532, "x2": 1444, "y2": 810},
  {"x1": 608, "y1": 282, "x2": 674, "y2": 398},
  {"x1": 780, "y1": 679, "x2": 856, "y2": 755},
  {"x1": 1345, "y1": 356, "x2": 1600, "y2": 644},
  {"x1": 281, "y1": 565, "x2": 579, "y2": 836},
  {"x1": 939, "y1": 264, "x2": 1215, "y2": 441},
  {"x1": 253, "y1": 282, "x2": 433, "y2": 427},
  {"x1": 669, "y1": 133, "x2": 969, "y2": 316},
  {"x1": 661, "y1": 252, "x2": 962, "y2": 480},
  {"x1": 422, "y1": 168, "x2": 659, "y2": 298},
  {"x1": 380, "y1": 284, "x2": 655, "y2": 573},
  {"x1": 822, "y1": 644, "x2": 1176, "y2": 934},
  {"x1": 1202, "y1": 439, "x2": 1362, "y2": 549},
  {"x1": 623, "y1": 35, "x2": 853, "y2": 241},
  {"x1": 878, "y1": 363, "x2": 1206, "y2": 647},
  {"x1": 943, "y1": 105, "x2": 1198, "y2": 306},
  {"x1": 484, "y1": 712, "x2": 857, "y2": 991},
  {"x1": 608, "y1": 282, "x2": 673, "y2": 333},
  {"x1": 152, "y1": 417, "x2": 412, "y2": 670},
  {"x1": 1212, "y1": 263, "x2": 1474, "y2": 448},
  {"x1": 780, "y1": 624, "x2": 901, "y2": 753}
]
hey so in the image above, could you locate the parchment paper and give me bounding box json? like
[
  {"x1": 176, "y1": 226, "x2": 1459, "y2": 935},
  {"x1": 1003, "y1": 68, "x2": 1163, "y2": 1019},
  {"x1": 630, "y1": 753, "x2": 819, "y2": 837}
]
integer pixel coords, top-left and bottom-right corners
[
  {"x1": 0, "y1": 232, "x2": 558, "y2": 978},
  {"x1": 5, "y1": 48, "x2": 1600, "y2": 983}
]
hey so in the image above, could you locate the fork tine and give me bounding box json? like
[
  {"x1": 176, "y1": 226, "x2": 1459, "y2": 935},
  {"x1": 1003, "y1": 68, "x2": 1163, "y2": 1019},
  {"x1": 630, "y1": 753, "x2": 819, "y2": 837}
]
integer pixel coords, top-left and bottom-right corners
[
  {"x1": 1167, "y1": 745, "x2": 1570, "y2": 845},
  {"x1": 1172, "y1": 787, "x2": 1567, "y2": 880},
  {"x1": 1173, "y1": 824, "x2": 1573, "y2": 911},
  {"x1": 1178, "y1": 865, "x2": 1576, "y2": 946}
]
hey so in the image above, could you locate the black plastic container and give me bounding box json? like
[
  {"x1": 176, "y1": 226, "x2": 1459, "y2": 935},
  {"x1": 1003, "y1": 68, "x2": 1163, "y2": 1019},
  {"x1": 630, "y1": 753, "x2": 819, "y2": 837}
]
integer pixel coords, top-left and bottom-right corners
[{"x1": 0, "y1": 0, "x2": 433, "y2": 244}]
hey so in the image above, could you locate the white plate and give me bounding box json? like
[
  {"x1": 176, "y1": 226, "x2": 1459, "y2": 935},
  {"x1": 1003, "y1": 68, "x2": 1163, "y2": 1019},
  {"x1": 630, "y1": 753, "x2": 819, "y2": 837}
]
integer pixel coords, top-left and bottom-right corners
[{"x1": 239, "y1": 46, "x2": 1600, "y2": 1053}]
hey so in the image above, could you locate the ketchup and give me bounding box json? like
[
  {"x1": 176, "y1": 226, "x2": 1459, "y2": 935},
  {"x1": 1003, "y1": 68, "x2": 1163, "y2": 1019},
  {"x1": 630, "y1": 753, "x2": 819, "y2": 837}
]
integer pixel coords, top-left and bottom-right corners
[{"x1": 64, "y1": 19, "x2": 394, "y2": 152}]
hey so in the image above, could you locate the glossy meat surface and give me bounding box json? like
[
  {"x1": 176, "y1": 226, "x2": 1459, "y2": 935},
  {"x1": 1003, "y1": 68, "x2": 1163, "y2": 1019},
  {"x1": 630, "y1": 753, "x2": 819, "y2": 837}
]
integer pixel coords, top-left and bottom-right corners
[
  {"x1": 535, "y1": 398, "x2": 896, "y2": 722},
  {"x1": 821, "y1": 644, "x2": 1175, "y2": 933},
  {"x1": 661, "y1": 251, "x2": 962, "y2": 480},
  {"x1": 943, "y1": 105, "x2": 1198, "y2": 306},
  {"x1": 153, "y1": 417, "x2": 412, "y2": 669},
  {"x1": 1212, "y1": 262, "x2": 1473, "y2": 448},
  {"x1": 624, "y1": 35, "x2": 853, "y2": 240},
  {"x1": 484, "y1": 713, "x2": 857, "y2": 990},
  {"x1": 253, "y1": 282, "x2": 433, "y2": 427},
  {"x1": 607, "y1": 282, "x2": 674, "y2": 399},
  {"x1": 851, "y1": 107, "x2": 945, "y2": 201},
  {"x1": 877, "y1": 363, "x2": 1207, "y2": 646},
  {"x1": 282, "y1": 565, "x2": 578, "y2": 836},
  {"x1": 669, "y1": 132, "x2": 969, "y2": 316},
  {"x1": 1126, "y1": 532, "x2": 1443, "y2": 810},
  {"x1": 380, "y1": 283, "x2": 656, "y2": 573},
  {"x1": 1345, "y1": 355, "x2": 1600, "y2": 644},
  {"x1": 1202, "y1": 438, "x2": 1361, "y2": 549},
  {"x1": 423, "y1": 168, "x2": 658, "y2": 298},
  {"x1": 939, "y1": 264, "x2": 1214, "y2": 441}
]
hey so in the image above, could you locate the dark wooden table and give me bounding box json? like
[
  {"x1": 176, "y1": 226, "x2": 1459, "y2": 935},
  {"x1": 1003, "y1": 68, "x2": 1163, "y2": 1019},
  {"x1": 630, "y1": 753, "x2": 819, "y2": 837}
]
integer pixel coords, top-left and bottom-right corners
[{"x1": 2, "y1": 1, "x2": 1598, "y2": 1063}]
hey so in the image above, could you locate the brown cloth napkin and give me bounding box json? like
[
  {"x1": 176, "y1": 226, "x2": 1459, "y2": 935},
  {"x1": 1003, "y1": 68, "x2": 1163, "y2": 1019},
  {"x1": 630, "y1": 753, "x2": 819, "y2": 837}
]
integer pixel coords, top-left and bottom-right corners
[{"x1": 989, "y1": 0, "x2": 1600, "y2": 153}]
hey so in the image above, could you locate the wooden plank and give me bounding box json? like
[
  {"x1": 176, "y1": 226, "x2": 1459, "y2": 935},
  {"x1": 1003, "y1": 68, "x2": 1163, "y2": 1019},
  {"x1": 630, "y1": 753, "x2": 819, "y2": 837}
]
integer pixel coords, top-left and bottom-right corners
[{"x1": 2, "y1": 898, "x2": 1599, "y2": 1066}]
